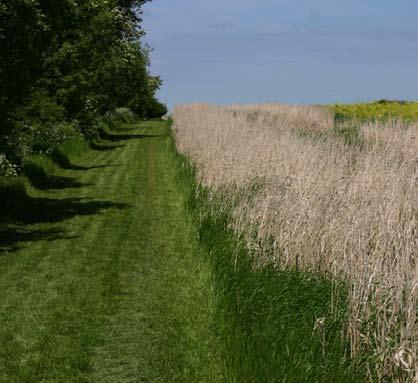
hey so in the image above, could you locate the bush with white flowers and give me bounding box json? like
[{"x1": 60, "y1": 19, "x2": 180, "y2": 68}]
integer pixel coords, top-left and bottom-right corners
[
  {"x1": 30, "y1": 121, "x2": 81, "y2": 154},
  {"x1": 0, "y1": 154, "x2": 19, "y2": 177}
]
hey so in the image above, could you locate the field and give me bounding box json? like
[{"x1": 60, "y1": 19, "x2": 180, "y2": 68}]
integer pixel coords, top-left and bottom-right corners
[
  {"x1": 0, "y1": 105, "x2": 416, "y2": 382},
  {"x1": 333, "y1": 100, "x2": 418, "y2": 123},
  {"x1": 173, "y1": 103, "x2": 417, "y2": 382},
  {"x1": 3, "y1": 2, "x2": 416, "y2": 379}
]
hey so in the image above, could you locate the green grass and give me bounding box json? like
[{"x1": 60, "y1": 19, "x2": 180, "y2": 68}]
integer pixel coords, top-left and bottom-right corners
[
  {"x1": 333, "y1": 123, "x2": 364, "y2": 146},
  {"x1": 0, "y1": 176, "x2": 29, "y2": 224},
  {"x1": 0, "y1": 120, "x2": 221, "y2": 382},
  {"x1": 199, "y1": 216, "x2": 362, "y2": 382},
  {"x1": 176, "y1": 160, "x2": 365, "y2": 382},
  {"x1": 0, "y1": 118, "x2": 365, "y2": 382}
]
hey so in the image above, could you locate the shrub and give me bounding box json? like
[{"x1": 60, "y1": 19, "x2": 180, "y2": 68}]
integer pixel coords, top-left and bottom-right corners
[
  {"x1": 129, "y1": 95, "x2": 168, "y2": 119},
  {"x1": 0, "y1": 154, "x2": 19, "y2": 177},
  {"x1": 23, "y1": 89, "x2": 66, "y2": 124},
  {"x1": 113, "y1": 108, "x2": 137, "y2": 124},
  {"x1": 30, "y1": 122, "x2": 81, "y2": 154},
  {"x1": 0, "y1": 120, "x2": 81, "y2": 165}
]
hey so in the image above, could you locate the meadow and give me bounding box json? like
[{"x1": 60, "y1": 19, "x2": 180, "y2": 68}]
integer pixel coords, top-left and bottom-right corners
[{"x1": 173, "y1": 102, "x2": 417, "y2": 382}]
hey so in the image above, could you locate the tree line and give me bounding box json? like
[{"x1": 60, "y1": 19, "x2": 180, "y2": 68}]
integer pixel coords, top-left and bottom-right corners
[{"x1": 0, "y1": 0, "x2": 166, "y2": 166}]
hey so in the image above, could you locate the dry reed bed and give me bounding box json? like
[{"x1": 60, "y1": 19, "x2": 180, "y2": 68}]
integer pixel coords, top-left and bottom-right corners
[{"x1": 173, "y1": 104, "x2": 417, "y2": 382}]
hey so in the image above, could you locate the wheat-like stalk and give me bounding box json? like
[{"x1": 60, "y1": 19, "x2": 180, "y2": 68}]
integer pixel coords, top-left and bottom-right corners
[{"x1": 173, "y1": 103, "x2": 417, "y2": 382}]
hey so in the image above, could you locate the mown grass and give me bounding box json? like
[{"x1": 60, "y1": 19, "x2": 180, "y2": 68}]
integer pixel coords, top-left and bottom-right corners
[{"x1": 0, "y1": 119, "x2": 224, "y2": 382}]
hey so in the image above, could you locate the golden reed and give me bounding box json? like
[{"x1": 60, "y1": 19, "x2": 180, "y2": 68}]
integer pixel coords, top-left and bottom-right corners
[{"x1": 173, "y1": 104, "x2": 417, "y2": 382}]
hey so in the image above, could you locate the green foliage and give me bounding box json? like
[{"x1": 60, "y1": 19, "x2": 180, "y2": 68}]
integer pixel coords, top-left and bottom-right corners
[
  {"x1": 0, "y1": 120, "x2": 81, "y2": 165},
  {"x1": 0, "y1": 0, "x2": 163, "y2": 165},
  {"x1": 144, "y1": 97, "x2": 168, "y2": 119},
  {"x1": 113, "y1": 108, "x2": 137, "y2": 123},
  {"x1": 0, "y1": 0, "x2": 47, "y2": 127},
  {"x1": 31, "y1": 123, "x2": 81, "y2": 154},
  {"x1": 333, "y1": 101, "x2": 418, "y2": 123},
  {"x1": 333, "y1": 124, "x2": 363, "y2": 146},
  {"x1": 22, "y1": 89, "x2": 66, "y2": 124}
]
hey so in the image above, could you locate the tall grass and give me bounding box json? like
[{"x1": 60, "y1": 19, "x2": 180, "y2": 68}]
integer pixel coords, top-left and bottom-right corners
[
  {"x1": 172, "y1": 138, "x2": 362, "y2": 382},
  {"x1": 197, "y1": 206, "x2": 362, "y2": 382},
  {"x1": 173, "y1": 104, "x2": 417, "y2": 382}
]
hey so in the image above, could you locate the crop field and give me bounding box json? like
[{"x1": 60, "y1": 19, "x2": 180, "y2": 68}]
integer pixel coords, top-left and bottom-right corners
[
  {"x1": 333, "y1": 100, "x2": 418, "y2": 123},
  {"x1": 173, "y1": 103, "x2": 417, "y2": 382}
]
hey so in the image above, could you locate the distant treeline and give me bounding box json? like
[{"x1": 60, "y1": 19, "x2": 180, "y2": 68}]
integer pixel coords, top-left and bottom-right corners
[{"x1": 0, "y1": 0, "x2": 166, "y2": 166}]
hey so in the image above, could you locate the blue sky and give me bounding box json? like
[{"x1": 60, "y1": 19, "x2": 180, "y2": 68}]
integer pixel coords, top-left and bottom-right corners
[{"x1": 142, "y1": 1, "x2": 418, "y2": 109}]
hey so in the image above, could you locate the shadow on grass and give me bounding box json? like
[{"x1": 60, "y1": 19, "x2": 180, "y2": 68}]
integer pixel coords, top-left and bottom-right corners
[
  {"x1": 99, "y1": 129, "x2": 165, "y2": 142},
  {"x1": 0, "y1": 226, "x2": 78, "y2": 254},
  {"x1": 1, "y1": 196, "x2": 129, "y2": 225},
  {"x1": 111, "y1": 124, "x2": 138, "y2": 132},
  {"x1": 32, "y1": 174, "x2": 89, "y2": 190},
  {"x1": 24, "y1": 164, "x2": 90, "y2": 190},
  {"x1": 50, "y1": 149, "x2": 110, "y2": 170},
  {"x1": 0, "y1": 193, "x2": 129, "y2": 252},
  {"x1": 89, "y1": 141, "x2": 125, "y2": 151}
]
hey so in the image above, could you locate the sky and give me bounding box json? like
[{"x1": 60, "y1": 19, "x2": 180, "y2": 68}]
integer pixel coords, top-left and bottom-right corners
[{"x1": 142, "y1": 1, "x2": 418, "y2": 109}]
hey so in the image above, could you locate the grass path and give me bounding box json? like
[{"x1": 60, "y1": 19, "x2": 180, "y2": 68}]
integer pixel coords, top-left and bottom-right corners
[{"x1": 0, "y1": 120, "x2": 221, "y2": 382}]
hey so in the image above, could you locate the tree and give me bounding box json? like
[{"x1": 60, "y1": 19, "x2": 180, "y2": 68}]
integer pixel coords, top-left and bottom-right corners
[
  {"x1": 0, "y1": 0, "x2": 47, "y2": 132},
  {"x1": 0, "y1": 0, "x2": 165, "y2": 148}
]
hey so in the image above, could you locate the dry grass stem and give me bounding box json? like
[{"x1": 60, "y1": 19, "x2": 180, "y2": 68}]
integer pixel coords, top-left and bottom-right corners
[{"x1": 173, "y1": 104, "x2": 417, "y2": 382}]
